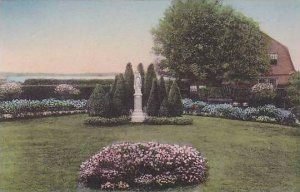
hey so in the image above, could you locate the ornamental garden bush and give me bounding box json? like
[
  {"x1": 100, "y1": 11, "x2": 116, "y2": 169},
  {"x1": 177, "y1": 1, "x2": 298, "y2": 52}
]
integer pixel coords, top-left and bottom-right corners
[
  {"x1": 0, "y1": 82, "x2": 22, "y2": 100},
  {"x1": 54, "y1": 84, "x2": 80, "y2": 99},
  {"x1": 251, "y1": 83, "x2": 276, "y2": 106},
  {"x1": 79, "y1": 142, "x2": 208, "y2": 190}
]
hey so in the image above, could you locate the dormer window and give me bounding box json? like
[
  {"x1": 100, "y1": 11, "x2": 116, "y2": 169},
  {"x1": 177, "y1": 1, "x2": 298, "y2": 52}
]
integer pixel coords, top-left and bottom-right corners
[{"x1": 269, "y1": 53, "x2": 278, "y2": 65}]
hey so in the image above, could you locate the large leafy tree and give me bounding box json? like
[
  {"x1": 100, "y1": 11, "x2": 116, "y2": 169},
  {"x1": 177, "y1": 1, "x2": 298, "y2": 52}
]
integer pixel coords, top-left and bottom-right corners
[
  {"x1": 152, "y1": 0, "x2": 270, "y2": 85},
  {"x1": 287, "y1": 71, "x2": 300, "y2": 106}
]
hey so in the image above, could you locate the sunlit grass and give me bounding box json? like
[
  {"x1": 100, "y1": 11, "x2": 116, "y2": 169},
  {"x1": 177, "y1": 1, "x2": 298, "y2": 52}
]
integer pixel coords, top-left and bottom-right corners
[{"x1": 0, "y1": 115, "x2": 300, "y2": 192}]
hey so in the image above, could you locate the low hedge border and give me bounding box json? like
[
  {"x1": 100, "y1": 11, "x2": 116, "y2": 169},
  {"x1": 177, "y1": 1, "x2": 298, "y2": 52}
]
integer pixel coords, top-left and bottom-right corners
[
  {"x1": 0, "y1": 110, "x2": 87, "y2": 121},
  {"x1": 144, "y1": 117, "x2": 193, "y2": 125},
  {"x1": 84, "y1": 116, "x2": 131, "y2": 126}
]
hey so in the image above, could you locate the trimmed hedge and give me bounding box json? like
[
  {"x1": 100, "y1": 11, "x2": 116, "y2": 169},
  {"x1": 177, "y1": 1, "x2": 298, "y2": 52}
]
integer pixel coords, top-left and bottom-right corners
[
  {"x1": 144, "y1": 117, "x2": 193, "y2": 125},
  {"x1": 20, "y1": 85, "x2": 111, "y2": 100},
  {"x1": 84, "y1": 116, "x2": 130, "y2": 126},
  {"x1": 23, "y1": 79, "x2": 114, "y2": 86}
]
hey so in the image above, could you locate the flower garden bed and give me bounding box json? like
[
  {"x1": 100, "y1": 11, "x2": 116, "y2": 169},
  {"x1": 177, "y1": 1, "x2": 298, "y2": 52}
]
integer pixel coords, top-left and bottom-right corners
[
  {"x1": 79, "y1": 142, "x2": 208, "y2": 190},
  {"x1": 182, "y1": 99, "x2": 297, "y2": 126},
  {"x1": 0, "y1": 110, "x2": 87, "y2": 121},
  {"x1": 0, "y1": 99, "x2": 87, "y2": 121}
]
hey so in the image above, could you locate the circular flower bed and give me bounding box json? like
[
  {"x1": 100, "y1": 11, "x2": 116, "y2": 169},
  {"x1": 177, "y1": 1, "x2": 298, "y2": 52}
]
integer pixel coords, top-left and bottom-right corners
[{"x1": 79, "y1": 142, "x2": 208, "y2": 190}]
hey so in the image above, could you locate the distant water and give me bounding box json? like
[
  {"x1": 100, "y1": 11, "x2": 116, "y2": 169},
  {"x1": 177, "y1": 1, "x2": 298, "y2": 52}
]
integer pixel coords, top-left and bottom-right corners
[{"x1": 5, "y1": 75, "x2": 115, "y2": 83}]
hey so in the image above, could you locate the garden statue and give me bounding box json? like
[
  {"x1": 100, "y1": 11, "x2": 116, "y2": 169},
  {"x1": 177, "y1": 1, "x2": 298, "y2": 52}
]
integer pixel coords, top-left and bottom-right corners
[{"x1": 131, "y1": 72, "x2": 146, "y2": 122}]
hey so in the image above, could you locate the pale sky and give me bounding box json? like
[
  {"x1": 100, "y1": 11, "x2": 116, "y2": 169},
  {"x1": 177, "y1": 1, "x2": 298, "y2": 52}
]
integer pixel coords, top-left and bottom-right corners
[{"x1": 0, "y1": 0, "x2": 299, "y2": 74}]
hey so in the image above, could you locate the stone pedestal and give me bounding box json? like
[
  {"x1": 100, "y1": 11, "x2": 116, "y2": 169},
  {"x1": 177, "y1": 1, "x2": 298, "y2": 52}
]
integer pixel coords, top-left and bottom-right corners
[{"x1": 131, "y1": 92, "x2": 146, "y2": 122}]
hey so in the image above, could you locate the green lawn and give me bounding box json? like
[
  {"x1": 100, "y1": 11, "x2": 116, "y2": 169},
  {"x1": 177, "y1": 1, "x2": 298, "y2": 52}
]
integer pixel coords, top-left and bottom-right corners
[{"x1": 0, "y1": 115, "x2": 300, "y2": 192}]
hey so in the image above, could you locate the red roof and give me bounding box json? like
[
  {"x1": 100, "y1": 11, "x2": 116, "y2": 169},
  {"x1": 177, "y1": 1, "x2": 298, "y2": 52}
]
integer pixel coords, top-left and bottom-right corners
[{"x1": 265, "y1": 37, "x2": 296, "y2": 85}]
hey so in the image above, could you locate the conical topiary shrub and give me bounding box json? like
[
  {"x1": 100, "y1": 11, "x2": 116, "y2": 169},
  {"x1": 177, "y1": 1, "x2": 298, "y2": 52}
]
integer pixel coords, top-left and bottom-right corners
[
  {"x1": 158, "y1": 97, "x2": 169, "y2": 117},
  {"x1": 112, "y1": 74, "x2": 127, "y2": 117},
  {"x1": 168, "y1": 81, "x2": 183, "y2": 117},
  {"x1": 88, "y1": 85, "x2": 110, "y2": 117},
  {"x1": 146, "y1": 79, "x2": 160, "y2": 116},
  {"x1": 124, "y1": 62, "x2": 134, "y2": 110},
  {"x1": 144, "y1": 64, "x2": 157, "y2": 107},
  {"x1": 159, "y1": 76, "x2": 167, "y2": 104}
]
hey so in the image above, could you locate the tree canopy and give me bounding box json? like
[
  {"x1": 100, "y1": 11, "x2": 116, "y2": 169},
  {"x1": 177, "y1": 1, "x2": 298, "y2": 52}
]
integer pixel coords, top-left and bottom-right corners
[
  {"x1": 152, "y1": 0, "x2": 270, "y2": 85},
  {"x1": 287, "y1": 71, "x2": 300, "y2": 106}
]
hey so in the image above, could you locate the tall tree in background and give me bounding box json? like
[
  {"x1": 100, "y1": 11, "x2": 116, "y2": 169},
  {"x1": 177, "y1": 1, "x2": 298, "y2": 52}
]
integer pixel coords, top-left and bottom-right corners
[
  {"x1": 144, "y1": 64, "x2": 157, "y2": 107},
  {"x1": 124, "y1": 63, "x2": 134, "y2": 110},
  {"x1": 152, "y1": 0, "x2": 270, "y2": 85}
]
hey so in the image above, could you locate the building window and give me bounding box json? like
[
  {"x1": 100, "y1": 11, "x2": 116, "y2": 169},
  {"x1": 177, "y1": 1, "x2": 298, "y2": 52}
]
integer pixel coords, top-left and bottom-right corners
[
  {"x1": 190, "y1": 85, "x2": 197, "y2": 92},
  {"x1": 258, "y1": 77, "x2": 277, "y2": 87},
  {"x1": 269, "y1": 53, "x2": 278, "y2": 65}
]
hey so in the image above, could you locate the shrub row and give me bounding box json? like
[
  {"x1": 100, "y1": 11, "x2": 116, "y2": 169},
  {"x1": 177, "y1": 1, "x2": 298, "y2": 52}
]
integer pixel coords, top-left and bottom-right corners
[
  {"x1": 182, "y1": 99, "x2": 297, "y2": 126},
  {"x1": 84, "y1": 116, "x2": 130, "y2": 126},
  {"x1": 0, "y1": 99, "x2": 87, "y2": 114},
  {"x1": 144, "y1": 117, "x2": 193, "y2": 125},
  {"x1": 0, "y1": 80, "x2": 114, "y2": 101},
  {"x1": 19, "y1": 85, "x2": 113, "y2": 100},
  {"x1": 79, "y1": 142, "x2": 208, "y2": 190},
  {"x1": 189, "y1": 86, "x2": 288, "y2": 108}
]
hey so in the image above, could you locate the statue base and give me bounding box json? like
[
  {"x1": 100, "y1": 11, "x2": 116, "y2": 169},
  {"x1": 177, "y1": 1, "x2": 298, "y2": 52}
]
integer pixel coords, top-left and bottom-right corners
[{"x1": 131, "y1": 110, "x2": 146, "y2": 123}]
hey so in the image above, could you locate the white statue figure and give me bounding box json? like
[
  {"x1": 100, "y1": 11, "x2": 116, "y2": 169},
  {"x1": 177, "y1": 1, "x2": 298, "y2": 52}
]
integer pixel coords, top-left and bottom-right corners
[
  {"x1": 131, "y1": 71, "x2": 145, "y2": 122},
  {"x1": 134, "y1": 73, "x2": 142, "y2": 93}
]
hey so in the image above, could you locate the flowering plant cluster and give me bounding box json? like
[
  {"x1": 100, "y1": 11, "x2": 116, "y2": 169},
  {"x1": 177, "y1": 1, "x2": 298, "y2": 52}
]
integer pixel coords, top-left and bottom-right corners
[
  {"x1": 251, "y1": 83, "x2": 276, "y2": 103},
  {"x1": 182, "y1": 99, "x2": 297, "y2": 126},
  {"x1": 251, "y1": 83, "x2": 274, "y2": 93},
  {"x1": 182, "y1": 99, "x2": 206, "y2": 114},
  {"x1": 0, "y1": 82, "x2": 22, "y2": 100},
  {"x1": 0, "y1": 110, "x2": 86, "y2": 121},
  {"x1": 79, "y1": 142, "x2": 208, "y2": 190},
  {"x1": 55, "y1": 84, "x2": 80, "y2": 98},
  {"x1": 0, "y1": 99, "x2": 87, "y2": 115}
]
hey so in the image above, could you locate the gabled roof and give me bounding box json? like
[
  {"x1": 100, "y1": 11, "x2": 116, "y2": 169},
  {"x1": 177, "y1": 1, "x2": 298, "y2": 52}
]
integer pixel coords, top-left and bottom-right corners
[{"x1": 266, "y1": 36, "x2": 296, "y2": 76}]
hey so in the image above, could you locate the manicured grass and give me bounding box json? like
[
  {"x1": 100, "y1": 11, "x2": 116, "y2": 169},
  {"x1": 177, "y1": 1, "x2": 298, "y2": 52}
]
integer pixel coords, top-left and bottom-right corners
[{"x1": 0, "y1": 115, "x2": 300, "y2": 192}]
